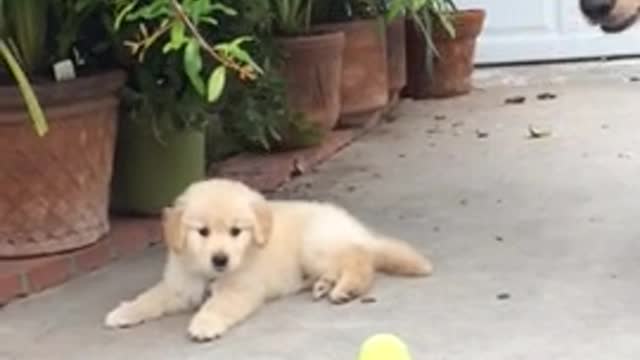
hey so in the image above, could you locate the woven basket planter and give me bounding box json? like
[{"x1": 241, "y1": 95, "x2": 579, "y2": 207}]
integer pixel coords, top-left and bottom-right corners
[{"x1": 0, "y1": 70, "x2": 126, "y2": 258}]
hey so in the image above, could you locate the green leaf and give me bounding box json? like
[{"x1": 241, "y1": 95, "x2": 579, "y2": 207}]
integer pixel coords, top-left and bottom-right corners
[
  {"x1": 171, "y1": 20, "x2": 186, "y2": 45},
  {"x1": 125, "y1": 1, "x2": 170, "y2": 22},
  {"x1": 213, "y1": 43, "x2": 230, "y2": 55},
  {"x1": 225, "y1": 36, "x2": 261, "y2": 73},
  {"x1": 0, "y1": 40, "x2": 47, "y2": 136},
  {"x1": 436, "y1": 12, "x2": 456, "y2": 38},
  {"x1": 209, "y1": 3, "x2": 238, "y2": 16},
  {"x1": 201, "y1": 16, "x2": 219, "y2": 27},
  {"x1": 385, "y1": 0, "x2": 406, "y2": 21},
  {"x1": 114, "y1": 0, "x2": 138, "y2": 29},
  {"x1": 229, "y1": 46, "x2": 263, "y2": 74},
  {"x1": 230, "y1": 35, "x2": 253, "y2": 48},
  {"x1": 207, "y1": 66, "x2": 226, "y2": 103},
  {"x1": 183, "y1": 39, "x2": 205, "y2": 95},
  {"x1": 163, "y1": 20, "x2": 186, "y2": 53},
  {"x1": 162, "y1": 42, "x2": 173, "y2": 53}
]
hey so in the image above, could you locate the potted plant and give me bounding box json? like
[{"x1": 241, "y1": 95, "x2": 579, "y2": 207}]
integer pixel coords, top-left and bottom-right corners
[
  {"x1": 268, "y1": 0, "x2": 346, "y2": 134},
  {"x1": 109, "y1": 0, "x2": 262, "y2": 215},
  {"x1": 0, "y1": 0, "x2": 126, "y2": 257},
  {"x1": 314, "y1": 0, "x2": 389, "y2": 127},
  {"x1": 198, "y1": 0, "x2": 328, "y2": 161},
  {"x1": 404, "y1": 0, "x2": 485, "y2": 98},
  {"x1": 211, "y1": 61, "x2": 326, "y2": 155}
]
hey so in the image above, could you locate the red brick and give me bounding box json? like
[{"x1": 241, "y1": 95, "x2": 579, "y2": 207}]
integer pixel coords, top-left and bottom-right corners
[
  {"x1": 0, "y1": 273, "x2": 25, "y2": 306},
  {"x1": 110, "y1": 218, "x2": 158, "y2": 240},
  {"x1": 109, "y1": 217, "x2": 161, "y2": 258},
  {"x1": 213, "y1": 130, "x2": 363, "y2": 192},
  {"x1": 111, "y1": 233, "x2": 153, "y2": 258},
  {"x1": 75, "y1": 240, "x2": 112, "y2": 272},
  {"x1": 301, "y1": 130, "x2": 357, "y2": 166},
  {"x1": 0, "y1": 258, "x2": 33, "y2": 275},
  {"x1": 26, "y1": 257, "x2": 73, "y2": 293},
  {"x1": 214, "y1": 152, "x2": 295, "y2": 192}
]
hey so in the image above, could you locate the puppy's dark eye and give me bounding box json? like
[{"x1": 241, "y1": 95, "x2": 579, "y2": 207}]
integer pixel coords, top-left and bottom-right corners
[
  {"x1": 229, "y1": 226, "x2": 242, "y2": 237},
  {"x1": 198, "y1": 227, "x2": 210, "y2": 237}
]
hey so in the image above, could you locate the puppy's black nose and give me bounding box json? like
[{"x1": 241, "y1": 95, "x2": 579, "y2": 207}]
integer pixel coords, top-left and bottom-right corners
[
  {"x1": 211, "y1": 253, "x2": 229, "y2": 270},
  {"x1": 581, "y1": 0, "x2": 615, "y2": 21}
]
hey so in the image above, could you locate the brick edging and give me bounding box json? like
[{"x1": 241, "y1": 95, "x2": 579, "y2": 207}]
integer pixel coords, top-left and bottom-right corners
[{"x1": 0, "y1": 218, "x2": 161, "y2": 307}]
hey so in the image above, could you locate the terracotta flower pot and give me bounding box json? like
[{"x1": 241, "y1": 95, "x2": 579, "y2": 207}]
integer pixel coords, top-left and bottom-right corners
[
  {"x1": 316, "y1": 19, "x2": 389, "y2": 127},
  {"x1": 405, "y1": 9, "x2": 486, "y2": 99},
  {"x1": 0, "y1": 70, "x2": 125, "y2": 257},
  {"x1": 276, "y1": 32, "x2": 345, "y2": 132},
  {"x1": 386, "y1": 17, "x2": 407, "y2": 102}
]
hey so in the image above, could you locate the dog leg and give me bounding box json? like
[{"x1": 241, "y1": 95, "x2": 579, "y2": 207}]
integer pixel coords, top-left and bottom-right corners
[
  {"x1": 188, "y1": 281, "x2": 265, "y2": 342},
  {"x1": 105, "y1": 281, "x2": 204, "y2": 329},
  {"x1": 328, "y1": 248, "x2": 374, "y2": 305}
]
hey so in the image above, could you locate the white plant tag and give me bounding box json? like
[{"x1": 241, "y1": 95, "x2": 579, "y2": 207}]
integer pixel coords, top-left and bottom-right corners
[{"x1": 53, "y1": 59, "x2": 76, "y2": 82}]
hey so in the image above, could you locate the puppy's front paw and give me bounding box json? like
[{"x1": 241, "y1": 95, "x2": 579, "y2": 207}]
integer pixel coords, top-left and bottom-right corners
[
  {"x1": 188, "y1": 313, "x2": 228, "y2": 342},
  {"x1": 105, "y1": 302, "x2": 146, "y2": 329}
]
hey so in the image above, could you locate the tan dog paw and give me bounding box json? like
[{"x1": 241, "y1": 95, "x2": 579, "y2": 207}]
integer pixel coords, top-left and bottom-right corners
[
  {"x1": 188, "y1": 313, "x2": 228, "y2": 342},
  {"x1": 328, "y1": 288, "x2": 360, "y2": 305},
  {"x1": 104, "y1": 302, "x2": 146, "y2": 328},
  {"x1": 312, "y1": 277, "x2": 335, "y2": 301}
]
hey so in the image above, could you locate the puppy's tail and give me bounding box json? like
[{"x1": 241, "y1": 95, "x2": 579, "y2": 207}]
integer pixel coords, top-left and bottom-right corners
[{"x1": 370, "y1": 236, "x2": 433, "y2": 276}]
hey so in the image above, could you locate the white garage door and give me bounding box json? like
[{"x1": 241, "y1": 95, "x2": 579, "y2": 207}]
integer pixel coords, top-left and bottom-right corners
[{"x1": 456, "y1": 0, "x2": 640, "y2": 64}]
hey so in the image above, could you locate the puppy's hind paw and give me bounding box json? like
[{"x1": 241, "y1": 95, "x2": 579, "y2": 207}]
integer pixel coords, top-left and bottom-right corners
[
  {"x1": 328, "y1": 289, "x2": 359, "y2": 305},
  {"x1": 312, "y1": 278, "x2": 335, "y2": 301}
]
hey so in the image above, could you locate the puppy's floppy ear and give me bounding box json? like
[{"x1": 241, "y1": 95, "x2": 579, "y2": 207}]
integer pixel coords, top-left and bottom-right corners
[
  {"x1": 251, "y1": 200, "x2": 272, "y2": 246},
  {"x1": 162, "y1": 206, "x2": 185, "y2": 253}
]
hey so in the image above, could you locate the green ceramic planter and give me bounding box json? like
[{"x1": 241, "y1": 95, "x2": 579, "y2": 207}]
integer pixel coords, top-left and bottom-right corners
[{"x1": 110, "y1": 118, "x2": 205, "y2": 215}]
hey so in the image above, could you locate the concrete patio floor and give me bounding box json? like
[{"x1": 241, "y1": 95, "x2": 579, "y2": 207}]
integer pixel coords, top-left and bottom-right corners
[{"x1": 3, "y1": 60, "x2": 640, "y2": 359}]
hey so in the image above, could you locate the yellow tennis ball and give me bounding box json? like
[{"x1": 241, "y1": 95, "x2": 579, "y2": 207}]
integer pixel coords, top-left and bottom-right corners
[{"x1": 358, "y1": 333, "x2": 413, "y2": 360}]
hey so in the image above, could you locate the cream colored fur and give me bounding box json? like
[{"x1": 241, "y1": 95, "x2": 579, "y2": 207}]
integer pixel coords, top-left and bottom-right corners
[{"x1": 105, "y1": 179, "x2": 432, "y2": 341}]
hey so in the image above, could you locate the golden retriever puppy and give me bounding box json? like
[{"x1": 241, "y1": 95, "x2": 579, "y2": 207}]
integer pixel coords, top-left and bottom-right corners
[{"x1": 105, "y1": 179, "x2": 432, "y2": 342}]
